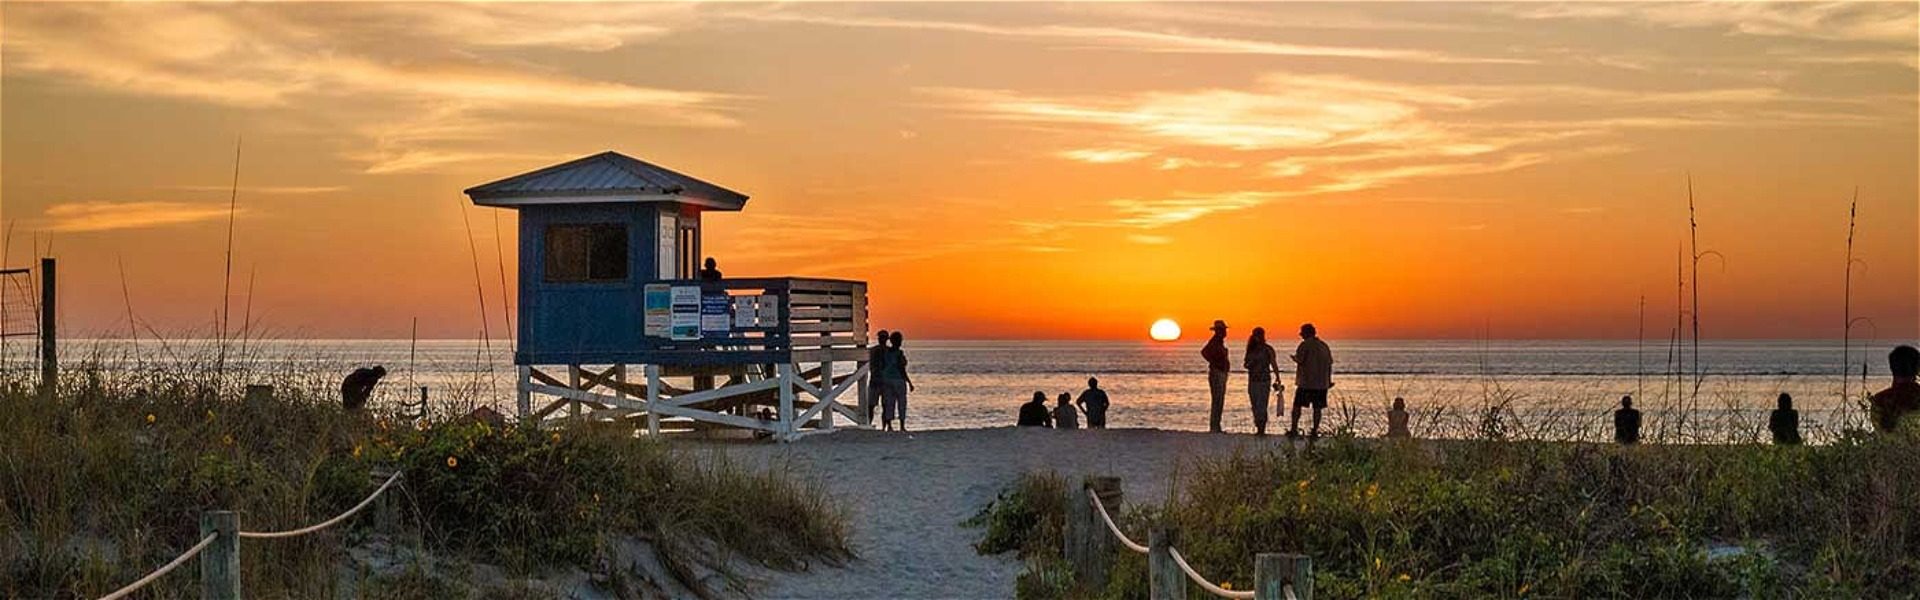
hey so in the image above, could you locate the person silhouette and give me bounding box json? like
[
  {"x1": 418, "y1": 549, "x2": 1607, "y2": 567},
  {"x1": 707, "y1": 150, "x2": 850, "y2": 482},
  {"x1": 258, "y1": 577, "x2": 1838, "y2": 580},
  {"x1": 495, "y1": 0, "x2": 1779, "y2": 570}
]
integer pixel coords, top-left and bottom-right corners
[
  {"x1": 1243, "y1": 327, "x2": 1280, "y2": 436},
  {"x1": 1870, "y1": 345, "x2": 1920, "y2": 433},
  {"x1": 1076, "y1": 377, "x2": 1110, "y2": 429},
  {"x1": 1386, "y1": 397, "x2": 1411, "y2": 439},
  {"x1": 865, "y1": 329, "x2": 890, "y2": 425},
  {"x1": 1286, "y1": 323, "x2": 1333, "y2": 439},
  {"x1": 698, "y1": 257, "x2": 723, "y2": 280},
  {"x1": 340, "y1": 365, "x2": 387, "y2": 412},
  {"x1": 1053, "y1": 392, "x2": 1079, "y2": 430},
  {"x1": 1201, "y1": 320, "x2": 1231, "y2": 433},
  {"x1": 881, "y1": 331, "x2": 915, "y2": 431},
  {"x1": 1769, "y1": 392, "x2": 1802, "y2": 445},
  {"x1": 1018, "y1": 391, "x2": 1052, "y2": 427},
  {"x1": 1614, "y1": 395, "x2": 1641, "y2": 445}
]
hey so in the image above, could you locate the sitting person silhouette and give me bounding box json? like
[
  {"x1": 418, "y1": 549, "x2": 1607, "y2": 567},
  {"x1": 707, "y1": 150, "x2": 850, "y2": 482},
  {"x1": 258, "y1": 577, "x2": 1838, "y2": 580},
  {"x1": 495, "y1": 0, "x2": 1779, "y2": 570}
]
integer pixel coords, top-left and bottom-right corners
[
  {"x1": 1386, "y1": 397, "x2": 1411, "y2": 439},
  {"x1": 341, "y1": 366, "x2": 387, "y2": 412},
  {"x1": 1018, "y1": 391, "x2": 1052, "y2": 427},
  {"x1": 1613, "y1": 395, "x2": 1641, "y2": 445},
  {"x1": 1871, "y1": 345, "x2": 1920, "y2": 433},
  {"x1": 1053, "y1": 392, "x2": 1079, "y2": 430},
  {"x1": 1769, "y1": 393, "x2": 1802, "y2": 445}
]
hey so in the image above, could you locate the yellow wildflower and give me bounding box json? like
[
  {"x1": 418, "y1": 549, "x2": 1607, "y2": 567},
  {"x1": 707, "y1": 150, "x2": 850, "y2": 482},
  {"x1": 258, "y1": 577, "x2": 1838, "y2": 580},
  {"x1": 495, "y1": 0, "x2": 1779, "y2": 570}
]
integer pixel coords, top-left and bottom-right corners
[
  {"x1": 145, "y1": 413, "x2": 156, "y2": 424},
  {"x1": 1365, "y1": 483, "x2": 1379, "y2": 499},
  {"x1": 221, "y1": 434, "x2": 234, "y2": 446},
  {"x1": 1518, "y1": 583, "x2": 1531, "y2": 595},
  {"x1": 1221, "y1": 582, "x2": 1233, "y2": 591},
  {"x1": 1374, "y1": 557, "x2": 1382, "y2": 570},
  {"x1": 1398, "y1": 574, "x2": 1411, "y2": 582},
  {"x1": 551, "y1": 432, "x2": 562, "y2": 443},
  {"x1": 446, "y1": 456, "x2": 459, "y2": 468},
  {"x1": 1297, "y1": 479, "x2": 1310, "y2": 492},
  {"x1": 205, "y1": 409, "x2": 215, "y2": 421},
  {"x1": 352, "y1": 445, "x2": 363, "y2": 458}
]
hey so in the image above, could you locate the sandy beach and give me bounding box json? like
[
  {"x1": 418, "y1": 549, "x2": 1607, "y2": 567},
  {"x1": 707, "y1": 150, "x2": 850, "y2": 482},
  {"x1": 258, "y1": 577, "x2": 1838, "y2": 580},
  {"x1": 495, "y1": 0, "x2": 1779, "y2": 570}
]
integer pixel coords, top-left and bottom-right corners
[{"x1": 711, "y1": 427, "x2": 1301, "y2": 599}]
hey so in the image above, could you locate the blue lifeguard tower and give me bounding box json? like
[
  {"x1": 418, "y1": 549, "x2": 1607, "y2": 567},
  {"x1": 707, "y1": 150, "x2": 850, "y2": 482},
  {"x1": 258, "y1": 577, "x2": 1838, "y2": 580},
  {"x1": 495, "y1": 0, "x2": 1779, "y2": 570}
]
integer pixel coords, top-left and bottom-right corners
[{"x1": 466, "y1": 151, "x2": 872, "y2": 439}]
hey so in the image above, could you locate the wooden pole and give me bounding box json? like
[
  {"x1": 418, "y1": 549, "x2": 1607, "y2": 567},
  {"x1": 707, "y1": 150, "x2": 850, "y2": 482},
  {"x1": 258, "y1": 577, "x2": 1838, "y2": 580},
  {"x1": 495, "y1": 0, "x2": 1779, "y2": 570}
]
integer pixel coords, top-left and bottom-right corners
[
  {"x1": 1149, "y1": 526, "x2": 1185, "y2": 600},
  {"x1": 515, "y1": 365, "x2": 532, "y2": 418},
  {"x1": 38, "y1": 257, "x2": 55, "y2": 397},
  {"x1": 820, "y1": 360, "x2": 836, "y2": 430},
  {"x1": 372, "y1": 469, "x2": 397, "y2": 538},
  {"x1": 1255, "y1": 553, "x2": 1311, "y2": 600},
  {"x1": 1067, "y1": 476, "x2": 1123, "y2": 591},
  {"x1": 777, "y1": 363, "x2": 796, "y2": 439},
  {"x1": 200, "y1": 510, "x2": 240, "y2": 600},
  {"x1": 645, "y1": 364, "x2": 662, "y2": 436}
]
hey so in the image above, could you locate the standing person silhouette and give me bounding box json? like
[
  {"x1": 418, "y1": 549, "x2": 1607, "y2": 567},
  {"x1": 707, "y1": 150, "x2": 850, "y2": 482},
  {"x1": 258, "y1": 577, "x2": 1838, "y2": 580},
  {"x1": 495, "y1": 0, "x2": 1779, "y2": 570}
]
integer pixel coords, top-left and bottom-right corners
[
  {"x1": 865, "y1": 329, "x2": 890, "y2": 424},
  {"x1": 1614, "y1": 395, "x2": 1642, "y2": 444},
  {"x1": 1769, "y1": 393, "x2": 1802, "y2": 445},
  {"x1": 1286, "y1": 323, "x2": 1333, "y2": 439},
  {"x1": 1870, "y1": 345, "x2": 1920, "y2": 433},
  {"x1": 1076, "y1": 377, "x2": 1110, "y2": 429},
  {"x1": 1243, "y1": 327, "x2": 1281, "y2": 436},
  {"x1": 882, "y1": 331, "x2": 916, "y2": 431},
  {"x1": 1201, "y1": 320, "x2": 1231, "y2": 433},
  {"x1": 697, "y1": 257, "x2": 723, "y2": 280}
]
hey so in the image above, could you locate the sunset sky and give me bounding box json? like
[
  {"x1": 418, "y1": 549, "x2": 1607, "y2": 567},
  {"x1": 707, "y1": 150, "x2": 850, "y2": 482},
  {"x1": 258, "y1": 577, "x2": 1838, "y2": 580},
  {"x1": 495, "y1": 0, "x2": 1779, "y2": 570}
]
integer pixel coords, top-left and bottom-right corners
[{"x1": 2, "y1": 2, "x2": 1915, "y2": 340}]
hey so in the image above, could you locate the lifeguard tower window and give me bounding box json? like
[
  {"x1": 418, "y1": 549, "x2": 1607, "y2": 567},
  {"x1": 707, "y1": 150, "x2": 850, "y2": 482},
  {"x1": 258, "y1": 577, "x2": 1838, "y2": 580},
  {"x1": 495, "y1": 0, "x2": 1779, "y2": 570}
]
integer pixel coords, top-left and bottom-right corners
[{"x1": 545, "y1": 223, "x2": 628, "y2": 282}]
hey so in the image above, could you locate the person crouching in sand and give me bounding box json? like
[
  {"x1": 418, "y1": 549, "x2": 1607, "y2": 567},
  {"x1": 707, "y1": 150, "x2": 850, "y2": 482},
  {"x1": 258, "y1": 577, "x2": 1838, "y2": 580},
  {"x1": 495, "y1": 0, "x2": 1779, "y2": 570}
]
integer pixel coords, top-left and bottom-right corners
[
  {"x1": 1019, "y1": 391, "x2": 1052, "y2": 427},
  {"x1": 1053, "y1": 392, "x2": 1079, "y2": 430}
]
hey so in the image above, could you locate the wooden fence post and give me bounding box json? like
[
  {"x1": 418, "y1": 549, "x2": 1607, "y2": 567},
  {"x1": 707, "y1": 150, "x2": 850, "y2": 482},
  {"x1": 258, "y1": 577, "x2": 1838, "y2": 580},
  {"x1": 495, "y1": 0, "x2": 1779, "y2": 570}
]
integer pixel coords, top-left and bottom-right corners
[
  {"x1": 1255, "y1": 553, "x2": 1311, "y2": 600},
  {"x1": 1149, "y1": 525, "x2": 1185, "y2": 600},
  {"x1": 200, "y1": 510, "x2": 240, "y2": 600},
  {"x1": 373, "y1": 469, "x2": 397, "y2": 538},
  {"x1": 38, "y1": 257, "x2": 56, "y2": 398},
  {"x1": 1068, "y1": 476, "x2": 1122, "y2": 590}
]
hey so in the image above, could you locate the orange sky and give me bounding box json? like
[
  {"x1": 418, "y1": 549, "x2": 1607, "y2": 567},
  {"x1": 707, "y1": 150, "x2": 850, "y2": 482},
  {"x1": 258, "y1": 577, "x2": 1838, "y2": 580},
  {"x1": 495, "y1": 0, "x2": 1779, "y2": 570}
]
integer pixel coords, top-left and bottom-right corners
[{"x1": 2, "y1": 2, "x2": 1915, "y2": 340}]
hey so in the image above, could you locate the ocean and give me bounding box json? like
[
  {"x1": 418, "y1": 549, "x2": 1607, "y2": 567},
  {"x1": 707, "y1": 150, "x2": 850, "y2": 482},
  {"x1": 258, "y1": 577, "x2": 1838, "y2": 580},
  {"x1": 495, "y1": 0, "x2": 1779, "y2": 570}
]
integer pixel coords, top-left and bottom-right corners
[{"x1": 9, "y1": 338, "x2": 1897, "y2": 443}]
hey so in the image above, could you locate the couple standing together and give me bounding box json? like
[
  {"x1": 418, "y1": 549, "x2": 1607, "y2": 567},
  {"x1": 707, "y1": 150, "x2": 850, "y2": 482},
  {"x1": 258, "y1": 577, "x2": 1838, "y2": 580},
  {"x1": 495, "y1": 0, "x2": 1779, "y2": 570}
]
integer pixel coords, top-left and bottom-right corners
[
  {"x1": 1201, "y1": 321, "x2": 1334, "y2": 437},
  {"x1": 867, "y1": 330, "x2": 916, "y2": 431}
]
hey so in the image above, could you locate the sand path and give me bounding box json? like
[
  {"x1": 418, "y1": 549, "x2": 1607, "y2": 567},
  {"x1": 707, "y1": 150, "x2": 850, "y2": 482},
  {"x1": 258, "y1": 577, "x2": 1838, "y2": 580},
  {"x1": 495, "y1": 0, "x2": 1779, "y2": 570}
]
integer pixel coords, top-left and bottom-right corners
[{"x1": 709, "y1": 427, "x2": 1297, "y2": 599}]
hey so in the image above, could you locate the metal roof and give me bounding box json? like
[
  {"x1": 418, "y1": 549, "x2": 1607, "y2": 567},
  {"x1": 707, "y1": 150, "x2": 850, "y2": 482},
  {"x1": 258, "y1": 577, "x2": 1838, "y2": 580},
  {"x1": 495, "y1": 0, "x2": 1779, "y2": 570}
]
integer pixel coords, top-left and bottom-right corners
[{"x1": 464, "y1": 151, "x2": 748, "y2": 210}]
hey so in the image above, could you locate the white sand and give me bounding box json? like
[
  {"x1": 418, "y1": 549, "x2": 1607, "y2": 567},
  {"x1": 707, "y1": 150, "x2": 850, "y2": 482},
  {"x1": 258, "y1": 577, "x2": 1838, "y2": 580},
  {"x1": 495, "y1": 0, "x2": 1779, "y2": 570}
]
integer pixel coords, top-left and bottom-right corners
[{"x1": 709, "y1": 427, "x2": 1304, "y2": 599}]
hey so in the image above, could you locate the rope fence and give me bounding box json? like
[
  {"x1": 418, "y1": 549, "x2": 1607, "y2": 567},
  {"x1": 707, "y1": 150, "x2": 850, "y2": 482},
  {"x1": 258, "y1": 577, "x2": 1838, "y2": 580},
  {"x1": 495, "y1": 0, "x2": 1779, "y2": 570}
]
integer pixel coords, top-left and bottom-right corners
[
  {"x1": 92, "y1": 469, "x2": 404, "y2": 599},
  {"x1": 1081, "y1": 481, "x2": 1312, "y2": 600}
]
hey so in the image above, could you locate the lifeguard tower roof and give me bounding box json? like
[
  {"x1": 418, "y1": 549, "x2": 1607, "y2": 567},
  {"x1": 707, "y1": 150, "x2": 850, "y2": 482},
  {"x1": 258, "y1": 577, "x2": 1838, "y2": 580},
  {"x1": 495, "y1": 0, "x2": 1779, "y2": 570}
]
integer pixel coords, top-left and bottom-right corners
[{"x1": 464, "y1": 151, "x2": 749, "y2": 210}]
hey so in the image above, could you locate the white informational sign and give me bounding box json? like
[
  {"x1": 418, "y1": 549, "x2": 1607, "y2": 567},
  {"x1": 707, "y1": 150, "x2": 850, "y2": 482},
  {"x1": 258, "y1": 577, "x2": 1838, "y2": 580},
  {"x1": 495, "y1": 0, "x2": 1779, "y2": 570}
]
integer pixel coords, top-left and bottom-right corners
[
  {"x1": 657, "y1": 213, "x2": 678, "y2": 279},
  {"x1": 700, "y1": 293, "x2": 731, "y2": 337},
  {"x1": 733, "y1": 296, "x2": 758, "y2": 328},
  {"x1": 670, "y1": 313, "x2": 700, "y2": 341}
]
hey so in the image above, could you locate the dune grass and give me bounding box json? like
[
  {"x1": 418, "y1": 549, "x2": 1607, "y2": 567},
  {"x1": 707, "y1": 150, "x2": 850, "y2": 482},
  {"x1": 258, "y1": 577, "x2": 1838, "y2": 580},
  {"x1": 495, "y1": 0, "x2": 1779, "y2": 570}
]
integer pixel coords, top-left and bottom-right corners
[
  {"x1": 0, "y1": 341, "x2": 851, "y2": 598},
  {"x1": 976, "y1": 434, "x2": 1920, "y2": 599}
]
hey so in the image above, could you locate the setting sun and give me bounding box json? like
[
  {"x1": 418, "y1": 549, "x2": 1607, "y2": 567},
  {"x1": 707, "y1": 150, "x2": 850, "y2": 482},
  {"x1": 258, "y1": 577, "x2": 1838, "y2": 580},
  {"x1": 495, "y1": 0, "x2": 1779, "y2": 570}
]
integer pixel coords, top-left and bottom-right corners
[{"x1": 1150, "y1": 319, "x2": 1182, "y2": 342}]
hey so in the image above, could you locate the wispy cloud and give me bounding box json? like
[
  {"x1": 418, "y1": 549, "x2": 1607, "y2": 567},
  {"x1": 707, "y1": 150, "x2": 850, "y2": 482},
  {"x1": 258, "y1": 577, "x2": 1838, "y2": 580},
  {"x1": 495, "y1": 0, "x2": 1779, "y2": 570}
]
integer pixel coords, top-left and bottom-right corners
[
  {"x1": 43, "y1": 201, "x2": 237, "y2": 233},
  {"x1": 1503, "y1": 2, "x2": 1917, "y2": 45},
  {"x1": 738, "y1": 10, "x2": 1526, "y2": 64},
  {"x1": 1108, "y1": 191, "x2": 1283, "y2": 228},
  {"x1": 171, "y1": 185, "x2": 346, "y2": 195},
  {"x1": 4, "y1": 4, "x2": 742, "y2": 175},
  {"x1": 1156, "y1": 158, "x2": 1242, "y2": 171},
  {"x1": 1058, "y1": 148, "x2": 1151, "y2": 164}
]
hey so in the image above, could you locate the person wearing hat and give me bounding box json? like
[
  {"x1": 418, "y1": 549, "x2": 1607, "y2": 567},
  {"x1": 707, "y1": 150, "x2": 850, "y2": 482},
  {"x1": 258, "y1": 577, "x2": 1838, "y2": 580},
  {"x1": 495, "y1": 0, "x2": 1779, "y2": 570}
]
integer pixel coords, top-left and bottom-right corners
[
  {"x1": 1286, "y1": 323, "x2": 1334, "y2": 439},
  {"x1": 1201, "y1": 319, "x2": 1232, "y2": 433}
]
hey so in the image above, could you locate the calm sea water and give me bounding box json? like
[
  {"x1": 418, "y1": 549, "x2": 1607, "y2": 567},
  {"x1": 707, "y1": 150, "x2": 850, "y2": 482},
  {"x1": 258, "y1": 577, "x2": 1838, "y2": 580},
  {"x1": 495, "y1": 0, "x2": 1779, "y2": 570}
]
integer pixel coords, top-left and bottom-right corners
[{"x1": 7, "y1": 338, "x2": 1899, "y2": 443}]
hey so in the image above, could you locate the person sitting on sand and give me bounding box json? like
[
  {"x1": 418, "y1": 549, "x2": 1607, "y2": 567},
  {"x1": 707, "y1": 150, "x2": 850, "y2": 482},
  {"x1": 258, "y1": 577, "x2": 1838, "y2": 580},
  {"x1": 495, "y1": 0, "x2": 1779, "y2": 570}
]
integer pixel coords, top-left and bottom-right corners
[
  {"x1": 1769, "y1": 393, "x2": 1801, "y2": 445},
  {"x1": 1614, "y1": 395, "x2": 1641, "y2": 445},
  {"x1": 1871, "y1": 345, "x2": 1920, "y2": 433},
  {"x1": 698, "y1": 257, "x2": 723, "y2": 281},
  {"x1": 1053, "y1": 393, "x2": 1079, "y2": 430},
  {"x1": 1202, "y1": 320, "x2": 1231, "y2": 433},
  {"x1": 1286, "y1": 323, "x2": 1333, "y2": 439},
  {"x1": 1244, "y1": 327, "x2": 1280, "y2": 436},
  {"x1": 341, "y1": 365, "x2": 387, "y2": 412},
  {"x1": 1386, "y1": 397, "x2": 1411, "y2": 439},
  {"x1": 1018, "y1": 391, "x2": 1052, "y2": 427},
  {"x1": 1076, "y1": 377, "x2": 1110, "y2": 429}
]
